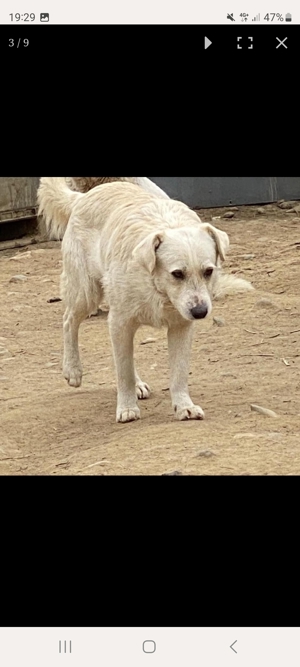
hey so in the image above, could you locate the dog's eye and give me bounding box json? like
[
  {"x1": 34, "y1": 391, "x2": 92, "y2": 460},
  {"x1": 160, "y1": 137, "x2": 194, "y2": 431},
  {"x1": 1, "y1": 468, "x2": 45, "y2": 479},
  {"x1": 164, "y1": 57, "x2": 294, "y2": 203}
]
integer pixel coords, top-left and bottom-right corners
[
  {"x1": 203, "y1": 267, "x2": 214, "y2": 279},
  {"x1": 171, "y1": 270, "x2": 185, "y2": 279}
]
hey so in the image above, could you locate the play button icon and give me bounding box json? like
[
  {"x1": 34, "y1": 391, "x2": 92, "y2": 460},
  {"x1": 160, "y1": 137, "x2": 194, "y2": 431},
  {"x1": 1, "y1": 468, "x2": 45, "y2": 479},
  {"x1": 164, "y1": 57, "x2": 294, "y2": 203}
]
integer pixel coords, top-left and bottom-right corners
[{"x1": 204, "y1": 37, "x2": 212, "y2": 49}]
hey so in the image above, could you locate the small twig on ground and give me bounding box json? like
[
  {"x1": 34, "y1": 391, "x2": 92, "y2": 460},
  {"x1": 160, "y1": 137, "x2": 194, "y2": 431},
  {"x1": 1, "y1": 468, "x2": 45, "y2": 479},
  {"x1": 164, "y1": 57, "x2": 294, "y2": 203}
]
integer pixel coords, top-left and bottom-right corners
[
  {"x1": 239, "y1": 353, "x2": 299, "y2": 358},
  {"x1": 249, "y1": 341, "x2": 267, "y2": 346},
  {"x1": 244, "y1": 329, "x2": 262, "y2": 334}
]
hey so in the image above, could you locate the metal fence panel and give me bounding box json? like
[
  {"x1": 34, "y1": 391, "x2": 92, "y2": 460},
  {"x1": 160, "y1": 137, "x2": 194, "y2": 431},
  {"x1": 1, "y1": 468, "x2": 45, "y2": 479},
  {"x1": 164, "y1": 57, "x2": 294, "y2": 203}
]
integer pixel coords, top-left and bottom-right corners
[{"x1": 150, "y1": 177, "x2": 300, "y2": 208}]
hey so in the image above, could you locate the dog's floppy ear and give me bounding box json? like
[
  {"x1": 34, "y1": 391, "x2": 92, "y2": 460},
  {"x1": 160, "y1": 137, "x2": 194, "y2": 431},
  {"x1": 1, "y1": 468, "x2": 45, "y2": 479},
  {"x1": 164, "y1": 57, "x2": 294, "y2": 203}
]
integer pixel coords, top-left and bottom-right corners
[
  {"x1": 132, "y1": 232, "x2": 164, "y2": 273},
  {"x1": 201, "y1": 223, "x2": 230, "y2": 262}
]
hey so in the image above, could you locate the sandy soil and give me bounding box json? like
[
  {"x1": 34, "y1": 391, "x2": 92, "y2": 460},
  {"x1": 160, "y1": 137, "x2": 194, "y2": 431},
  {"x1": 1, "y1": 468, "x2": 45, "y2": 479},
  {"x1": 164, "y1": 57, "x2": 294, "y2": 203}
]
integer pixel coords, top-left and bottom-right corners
[{"x1": 1, "y1": 203, "x2": 300, "y2": 475}]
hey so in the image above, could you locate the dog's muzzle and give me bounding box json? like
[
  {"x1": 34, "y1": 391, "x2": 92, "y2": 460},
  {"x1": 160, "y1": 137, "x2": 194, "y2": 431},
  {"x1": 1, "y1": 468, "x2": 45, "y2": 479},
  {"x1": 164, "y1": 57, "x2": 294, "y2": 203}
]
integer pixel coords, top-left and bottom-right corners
[{"x1": 190, "y1": 304, "x2": 208, "y2": 319}]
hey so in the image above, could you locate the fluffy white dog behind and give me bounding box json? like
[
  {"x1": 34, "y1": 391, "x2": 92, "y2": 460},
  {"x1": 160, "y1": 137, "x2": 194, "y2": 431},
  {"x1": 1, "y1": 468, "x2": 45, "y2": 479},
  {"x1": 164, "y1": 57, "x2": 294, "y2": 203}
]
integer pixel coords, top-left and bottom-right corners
[
  {"x1": 40, "y1": 176, "x2": 169, "y2": 240},
  {"x1": 66, "y1": 176, "x2": 170, "y2": 198},
  {"x1": 38, "y1": 178, "x2": 253, "y2": 423}
]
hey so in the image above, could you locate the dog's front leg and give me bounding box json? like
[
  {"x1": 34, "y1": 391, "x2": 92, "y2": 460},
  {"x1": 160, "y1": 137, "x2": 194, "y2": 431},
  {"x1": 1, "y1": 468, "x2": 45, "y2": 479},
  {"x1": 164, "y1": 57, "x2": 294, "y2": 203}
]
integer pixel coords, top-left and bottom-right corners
[
  {"x1": 167, "y1": 322, "x2": 205, "y2": 421},
  {"x1": 109, "y1": 314, "x2": 140, "y2": 423}
]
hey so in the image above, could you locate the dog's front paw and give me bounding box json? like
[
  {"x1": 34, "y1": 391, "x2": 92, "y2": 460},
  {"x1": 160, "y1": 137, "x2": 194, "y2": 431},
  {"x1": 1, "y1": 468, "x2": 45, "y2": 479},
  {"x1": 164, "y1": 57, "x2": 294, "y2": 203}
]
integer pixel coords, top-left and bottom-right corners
[
  {"x1": 117, "y1": 406, "x2": 141, "y2": 423},
  {"x1": 136, "y1": 380, "x2": 151, "y2": 400},
  {"x1": 63, "y1": 365, "x2": 82, "y2": 388},
  {"x1": 175, "y1": 405, "x2": 205, "y2": 421}
]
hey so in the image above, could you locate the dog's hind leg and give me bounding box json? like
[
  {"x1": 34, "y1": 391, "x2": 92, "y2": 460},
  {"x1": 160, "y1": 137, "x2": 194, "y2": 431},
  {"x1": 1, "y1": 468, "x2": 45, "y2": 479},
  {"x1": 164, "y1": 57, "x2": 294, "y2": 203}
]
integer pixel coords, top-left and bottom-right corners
[
  {"x1": 167, "y1": 321, "x2": 205, "y2": 421},
  {"x1": 61, "y1": 268, "x2": 103, "y2": 388},
  {"x1": 108, "y1": 313, "x2": 141, "y2": 423},
  {"x1": 62, "y1": 304, "x2": 87, "y2": 387}
]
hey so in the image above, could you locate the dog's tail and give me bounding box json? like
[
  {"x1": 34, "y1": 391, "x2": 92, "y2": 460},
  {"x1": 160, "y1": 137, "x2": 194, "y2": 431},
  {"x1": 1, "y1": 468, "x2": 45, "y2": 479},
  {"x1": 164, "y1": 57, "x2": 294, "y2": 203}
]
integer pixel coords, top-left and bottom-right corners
[
  {"x1": 37, "y1": 177, "x2": 83, "y2": 240},
  {"x1": 213, "y1": 272, "x2": 254, "y2": 300}
]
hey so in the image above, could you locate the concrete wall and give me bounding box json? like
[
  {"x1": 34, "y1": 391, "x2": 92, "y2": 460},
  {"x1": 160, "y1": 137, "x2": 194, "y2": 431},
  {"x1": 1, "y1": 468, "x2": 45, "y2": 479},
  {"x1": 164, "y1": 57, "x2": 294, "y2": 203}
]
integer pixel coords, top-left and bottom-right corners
[{"x1": 150, "y1": 177, "x2": 300, "y2": 208}]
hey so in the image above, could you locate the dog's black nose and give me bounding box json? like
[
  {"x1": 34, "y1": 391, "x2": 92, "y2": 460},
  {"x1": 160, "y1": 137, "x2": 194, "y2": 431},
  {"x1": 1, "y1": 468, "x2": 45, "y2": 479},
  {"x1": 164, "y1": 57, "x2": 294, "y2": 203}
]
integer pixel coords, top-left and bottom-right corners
[{"x1": 190, "y1": 304, "x2": 208, "y2": 319}]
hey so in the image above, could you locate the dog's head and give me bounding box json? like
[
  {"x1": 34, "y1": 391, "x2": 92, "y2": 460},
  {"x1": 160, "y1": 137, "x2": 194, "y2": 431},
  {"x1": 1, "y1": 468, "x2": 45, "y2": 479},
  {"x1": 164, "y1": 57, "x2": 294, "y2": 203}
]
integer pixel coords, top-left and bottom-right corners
[{"x1": 132, "y1": 222, "x2": 229, "y2": 321}]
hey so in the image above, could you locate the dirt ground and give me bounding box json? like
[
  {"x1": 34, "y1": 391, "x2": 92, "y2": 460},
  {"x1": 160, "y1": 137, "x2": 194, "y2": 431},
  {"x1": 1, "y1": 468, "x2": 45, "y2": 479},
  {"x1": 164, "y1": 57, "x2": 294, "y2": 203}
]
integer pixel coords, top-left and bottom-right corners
[{"x1": 1, "y1": 203, "x2": 300, "y2": 475}]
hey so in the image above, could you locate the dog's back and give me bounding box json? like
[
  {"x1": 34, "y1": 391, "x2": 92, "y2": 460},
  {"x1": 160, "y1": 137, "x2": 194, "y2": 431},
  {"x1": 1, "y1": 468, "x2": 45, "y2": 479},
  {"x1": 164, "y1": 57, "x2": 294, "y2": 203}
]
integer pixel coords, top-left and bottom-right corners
[
  {"x1": 66, "y1": 176, "x2": 170, "y2": 200},
  {"x1": 38, "y1": 176, "x2": 169, "y2": 241}
]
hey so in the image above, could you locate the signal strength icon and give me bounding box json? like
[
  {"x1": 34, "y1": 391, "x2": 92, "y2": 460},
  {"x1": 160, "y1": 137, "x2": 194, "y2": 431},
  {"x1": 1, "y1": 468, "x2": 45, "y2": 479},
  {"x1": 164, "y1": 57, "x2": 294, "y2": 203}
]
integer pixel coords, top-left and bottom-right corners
[{"x1": 252, "y1": 13, "x2": 260, "y2": 20}]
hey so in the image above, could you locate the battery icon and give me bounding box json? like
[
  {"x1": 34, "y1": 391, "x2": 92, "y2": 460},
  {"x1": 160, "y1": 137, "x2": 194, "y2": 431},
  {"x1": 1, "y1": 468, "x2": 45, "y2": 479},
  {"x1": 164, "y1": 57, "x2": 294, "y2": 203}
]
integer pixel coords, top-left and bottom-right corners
[{"x1": 285, "y1": 13, "x2": 292, "y2": 21}]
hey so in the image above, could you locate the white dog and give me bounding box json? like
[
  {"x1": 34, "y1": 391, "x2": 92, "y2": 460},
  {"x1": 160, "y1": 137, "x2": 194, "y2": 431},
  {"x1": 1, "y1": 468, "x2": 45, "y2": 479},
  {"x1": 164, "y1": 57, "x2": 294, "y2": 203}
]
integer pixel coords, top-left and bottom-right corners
[{"x1": 38, "y1": 178, "x2": 253, "y2": 423}]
